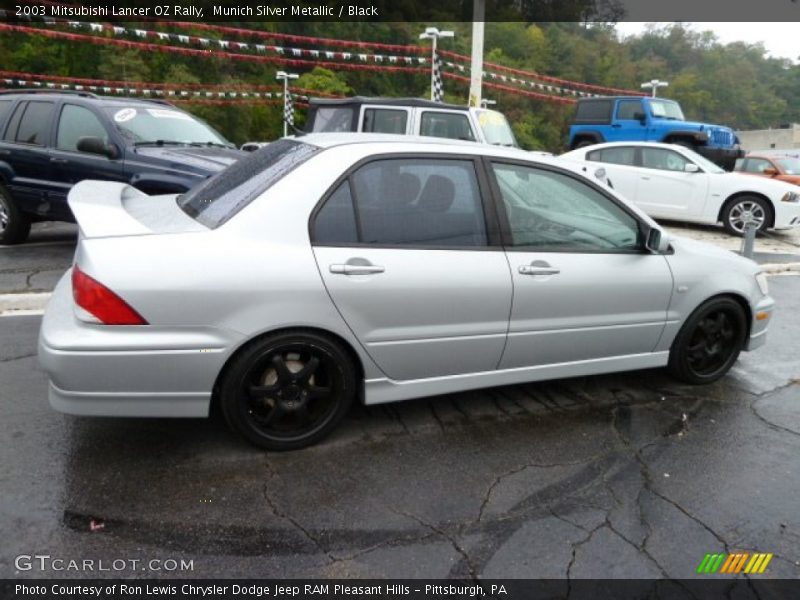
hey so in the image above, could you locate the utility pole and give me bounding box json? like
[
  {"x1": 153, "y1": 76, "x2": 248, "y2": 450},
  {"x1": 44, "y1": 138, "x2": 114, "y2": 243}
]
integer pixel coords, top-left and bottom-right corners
[
  {"x1": 469, "y1": 0, "x2": 485, "y2": 108},
  {"x1": 641, "y1": 79, "x2": 669, "y2": 97},
  {"x1": 276, "y1": 71, "x2": 299, "y2": 137},
  {"x1": 419, "y1": 27, "x2": 454, "y2": 102}
]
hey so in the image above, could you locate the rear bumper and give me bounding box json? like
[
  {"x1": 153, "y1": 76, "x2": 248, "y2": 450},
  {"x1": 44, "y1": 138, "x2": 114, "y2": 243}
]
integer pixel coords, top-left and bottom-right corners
[{"x1": 38, "y1": 272, "x2": 243, "y2": 417}]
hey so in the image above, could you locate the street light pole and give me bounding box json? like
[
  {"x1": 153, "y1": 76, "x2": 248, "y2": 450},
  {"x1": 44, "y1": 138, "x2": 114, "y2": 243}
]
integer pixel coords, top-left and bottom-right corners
[
  {"x1": 641, "y1": 79, "x2": 669, "y2": 97},
  {"x1": 469, "y1": 0, "x2": 485, "y2": 108},
  {"x1": 276, "y1": 70, "x2": 299, "y2": 137},
  {"x1": 419, "y1": 27, "x2": 454, "y2": 102}
]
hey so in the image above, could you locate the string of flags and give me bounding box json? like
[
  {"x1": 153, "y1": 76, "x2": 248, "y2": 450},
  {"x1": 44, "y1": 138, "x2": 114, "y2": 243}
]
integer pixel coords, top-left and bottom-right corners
[
  {"x1": 0, "y1": 15, "x2": 645, "y2": 103},
  {"x1": 0, "y1": 74, "x2": 325, "y2": 104}
]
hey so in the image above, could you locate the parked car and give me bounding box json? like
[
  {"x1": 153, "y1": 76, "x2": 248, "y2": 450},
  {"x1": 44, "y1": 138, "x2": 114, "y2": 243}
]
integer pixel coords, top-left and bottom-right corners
[
  {"x1": 306, "y1": 96, "x2": 519, "y2": 147},
  {"x1": 734, "y1": 153, "x2": 800, "y2": 186},
  {"x1": 560, "y1": 141, "x2": 800, "y2": 235},
  {"x1": 39, "y1": 134, "x2": 773, "y2": 450},
  {"x1": 568, "y1": 96, "x2": 743, "y2": 170},
  {"x1": 0, "y1": 90, "x2": 245, "y2": 244}
]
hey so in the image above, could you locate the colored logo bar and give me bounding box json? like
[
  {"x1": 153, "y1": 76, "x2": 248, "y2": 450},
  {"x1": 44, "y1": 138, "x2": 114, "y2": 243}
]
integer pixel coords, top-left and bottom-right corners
[{"x1": 696, "y1": 552, "x2": 773, "y2": 574}]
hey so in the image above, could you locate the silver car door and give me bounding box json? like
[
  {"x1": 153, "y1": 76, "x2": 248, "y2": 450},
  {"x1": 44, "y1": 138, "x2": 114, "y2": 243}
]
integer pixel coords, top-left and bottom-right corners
[
  {"x1": 311, "y1": 156, "x2": 512, "y2": 381},
  {"x1": 489, "y1": 160, "x2": 673, "y2": 369}
]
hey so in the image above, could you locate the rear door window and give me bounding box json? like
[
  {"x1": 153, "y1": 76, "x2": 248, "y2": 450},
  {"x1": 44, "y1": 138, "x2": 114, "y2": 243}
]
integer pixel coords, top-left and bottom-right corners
[
  {"x1": 15, "y1": 101, "x2": 54, "y2": 146},
  {"x1": 587, "y1": 146, "x2": 637, "y2": 166},
  {"x1": 419, "y1": 112, "x2": 476, "y2": 142},
  {"x1": 314, "y1": 157, "x2": 488, "y2": 248},
  {"x1": 362, "y1": 108, "x2": 408, "y2": 134},
  {"x1": 0, "y1": 100, "x2": 13, "y2": 134}
]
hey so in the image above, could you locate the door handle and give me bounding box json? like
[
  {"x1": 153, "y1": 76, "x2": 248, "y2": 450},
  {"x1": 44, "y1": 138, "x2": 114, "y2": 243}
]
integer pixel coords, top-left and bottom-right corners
[
  {"x1": 330, "y1": 264, "x2": 385, "y2": 275},
  {"x1": 50, "y1": 157, "x2": 69, "y2": 164},
  {"x1": 611, "y1": 124, "x2": 622, "y2": 128},
  {"x1": 641, "y1": 176, "x2": 650, "y2": 180},
  {"x1": 519, "y1": 265, "x2": 560, "y2": 276}
]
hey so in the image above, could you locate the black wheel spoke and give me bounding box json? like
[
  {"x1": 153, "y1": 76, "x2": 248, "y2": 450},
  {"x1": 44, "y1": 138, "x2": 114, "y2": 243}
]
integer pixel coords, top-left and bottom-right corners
[
  {"x1": 249, "y1": 384, "x2": 281, "y2": 398},
  {"x1": 250, "y1": 402, "x2": 283, "y2": 427},
  {"x1": 296, "y1": 356, "x2": 320, "y2": 384},
  {"x1": 294, "y1": 404, "x2": 310, "y2": 423},
  {"x1": 271, "y1": 354, "x2": 292, "y2": 383}
]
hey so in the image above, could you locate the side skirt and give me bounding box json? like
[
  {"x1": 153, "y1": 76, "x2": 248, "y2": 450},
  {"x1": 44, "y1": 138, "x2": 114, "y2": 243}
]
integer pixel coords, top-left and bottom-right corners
[{"x1": 364, "y1": 352, "x2": 670, "y2": 405}]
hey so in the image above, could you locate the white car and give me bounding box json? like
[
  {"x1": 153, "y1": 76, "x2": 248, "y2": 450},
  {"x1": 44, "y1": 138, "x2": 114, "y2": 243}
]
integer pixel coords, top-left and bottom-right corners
[{"x1": 560, "y1": 142, "x2": 800, "y2": 235}]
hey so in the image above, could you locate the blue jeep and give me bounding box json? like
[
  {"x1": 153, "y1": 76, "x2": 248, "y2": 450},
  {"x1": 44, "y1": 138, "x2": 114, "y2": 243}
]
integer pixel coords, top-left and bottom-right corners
[
  {"x1": 568, "y1": 96, "x2": 743, "y2": 170},
  {"x1": 0, "y1": 90, "x2": 245, "y2": 244}
]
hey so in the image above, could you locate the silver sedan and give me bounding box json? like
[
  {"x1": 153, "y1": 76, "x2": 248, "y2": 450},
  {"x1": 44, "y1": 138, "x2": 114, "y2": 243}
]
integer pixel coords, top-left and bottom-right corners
[{"x1": 39, "y1": 134, "x2": 774, "y2": 450}]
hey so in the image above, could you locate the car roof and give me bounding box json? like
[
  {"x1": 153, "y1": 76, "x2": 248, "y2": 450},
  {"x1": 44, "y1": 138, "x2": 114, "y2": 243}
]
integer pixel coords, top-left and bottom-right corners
[
  {"x1": 0, "y1": 90, "x2": 176, "y2": 108},
  {"x1": 566, "y1": 141, "x2": 686, "y2": 151},
  {"x1": 309, "y1": 96, "x2": 469, "y2": 111},
  {"x1": 292, "y1": 132, "x2": 553, "y2": 161}
]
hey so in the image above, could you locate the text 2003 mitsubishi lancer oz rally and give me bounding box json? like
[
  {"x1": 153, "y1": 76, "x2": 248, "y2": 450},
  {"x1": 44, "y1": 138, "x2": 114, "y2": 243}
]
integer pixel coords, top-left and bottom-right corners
[{"x1": 39, "y1": 135, "x2": 774, "y2": 450}]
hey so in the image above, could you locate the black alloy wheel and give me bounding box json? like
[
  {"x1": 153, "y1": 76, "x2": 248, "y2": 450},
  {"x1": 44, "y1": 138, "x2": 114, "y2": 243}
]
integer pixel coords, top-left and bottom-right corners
[
  {"x1": 0, "y1": 184, "x2": 31, "y2": 245},
  {"x1": 668, "y1": 297, "x2": 747, "y2": 384},
  {"x1": 220, "y1": 331, "x2": 356, "y2": 450}
]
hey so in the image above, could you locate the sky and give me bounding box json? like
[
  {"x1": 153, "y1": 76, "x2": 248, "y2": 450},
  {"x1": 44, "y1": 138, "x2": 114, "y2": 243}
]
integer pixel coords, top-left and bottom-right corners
[{"x1": 614, "y1": 23, "x2": 800, "y2": 63}]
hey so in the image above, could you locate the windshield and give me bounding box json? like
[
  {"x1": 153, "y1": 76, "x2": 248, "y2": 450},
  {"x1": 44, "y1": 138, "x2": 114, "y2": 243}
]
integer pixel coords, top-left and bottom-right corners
[
  {"x1": 776, "y1": 158, "x2": 800, "y2": 175},
  {"x1": 679, "y1": 146, "x2": 725, "y2": 174},
  {"x1": 104, "y1": 106, "x2": 230, "y2": 146},
  {"x1": 178, "y1": 139, "x2": 319, "y2": 228},
  {"x1": 649, "y1": 100, "x2": 685, "y2": 121},
  {"x1": 476, "y1": 109, "x2": 518, "y2": 147}
]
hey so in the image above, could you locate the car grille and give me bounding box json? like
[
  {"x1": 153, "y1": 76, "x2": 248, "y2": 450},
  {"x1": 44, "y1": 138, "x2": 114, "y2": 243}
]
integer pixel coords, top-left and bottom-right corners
[{"x1": 711, "y1": 129, "x2": 734, "y2": 146}]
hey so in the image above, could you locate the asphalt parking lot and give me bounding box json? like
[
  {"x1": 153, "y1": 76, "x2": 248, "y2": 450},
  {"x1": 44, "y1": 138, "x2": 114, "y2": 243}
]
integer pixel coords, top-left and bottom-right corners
[{"x1": 1, "y1": 222, "x2": 799, "y2": 581}]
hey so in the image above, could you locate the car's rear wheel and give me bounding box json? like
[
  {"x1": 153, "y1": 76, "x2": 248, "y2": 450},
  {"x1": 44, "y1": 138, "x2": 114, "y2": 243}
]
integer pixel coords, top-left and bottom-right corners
[
  {"x1": 722, "y1": 196, "x2": 771, "y2": 236},
  {"x1": 0, "y1": 185, "x2": 31, "y2": 245},
  {"x1": 574, "y1": 139, "x2": 595, "y2": 149},
  {"x1": 668, "y1": 297, "x2": 747, "y2": 384},
  {"x1": 219, "y1": 331, "x2": 357, "y2": 451}
]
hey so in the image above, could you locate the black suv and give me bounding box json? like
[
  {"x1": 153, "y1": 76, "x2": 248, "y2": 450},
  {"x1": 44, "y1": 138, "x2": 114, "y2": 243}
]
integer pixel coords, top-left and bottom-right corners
[{"x1": 0, "y1": 90, "x2": 245, "y2": 244}]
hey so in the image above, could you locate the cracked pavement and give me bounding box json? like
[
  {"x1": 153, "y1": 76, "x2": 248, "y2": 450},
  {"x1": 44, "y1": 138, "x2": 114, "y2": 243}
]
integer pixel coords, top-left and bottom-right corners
[{"x1": 0, "y1": 255, "x2": 799, "y2": 582}]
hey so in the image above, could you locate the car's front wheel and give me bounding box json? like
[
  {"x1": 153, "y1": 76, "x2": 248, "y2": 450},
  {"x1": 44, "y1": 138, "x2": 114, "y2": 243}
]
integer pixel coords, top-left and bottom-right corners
[
  {"x1": 668, "y1": 297, "x2": 747, "y2": 384},
  {"x1": 0, "y1": 184, "x2": 31, "y2": 245},
  {"x1": 219, "y1": 331, "x2": 357, "y2": 451},
  {"x1": 722, "y1": 195, "x2": 771, "y2": 236}
]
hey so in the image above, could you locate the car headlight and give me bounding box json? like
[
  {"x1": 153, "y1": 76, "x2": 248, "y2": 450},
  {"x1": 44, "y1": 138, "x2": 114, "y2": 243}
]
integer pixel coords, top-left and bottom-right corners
[
  {"x1": 755, "y1": 272, "x2": 769, "y2": 295},
  {"x1": 781, "y1": 191, "x2": 800, "y2": 203}
]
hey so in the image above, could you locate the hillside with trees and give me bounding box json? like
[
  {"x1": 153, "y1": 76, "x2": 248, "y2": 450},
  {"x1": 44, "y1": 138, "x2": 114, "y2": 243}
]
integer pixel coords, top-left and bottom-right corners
[{"x1": 1, "y1": 22, "x2": 797, "y2": 150}]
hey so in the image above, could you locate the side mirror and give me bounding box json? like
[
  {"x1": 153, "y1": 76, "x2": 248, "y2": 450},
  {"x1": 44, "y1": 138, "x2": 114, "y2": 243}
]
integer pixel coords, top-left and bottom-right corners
[
  {"x1": 684, "y1": 163, "x2": 700, "y2": 173},
  {"x1": 644, "y1": 226, "x2": 670, "y2": 253},
  {"x1": 633, "y1": 111, "x2": 646, "y2": 124},
  {"x1": 763, "y1": 167, "x2": 778, "y2": 177},
  {"x1": 76, "y1": 137, "x2": 118, "y2": 159}
]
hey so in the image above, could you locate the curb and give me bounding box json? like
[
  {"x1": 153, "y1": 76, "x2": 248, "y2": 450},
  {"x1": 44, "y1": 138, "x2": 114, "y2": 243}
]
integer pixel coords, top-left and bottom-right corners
[
  {"x1": 760, "y1": 262, "x2": 800, "y2": 274},
  {"x1": 0, "y1": 292, "x2": 51, "y2": 315}
]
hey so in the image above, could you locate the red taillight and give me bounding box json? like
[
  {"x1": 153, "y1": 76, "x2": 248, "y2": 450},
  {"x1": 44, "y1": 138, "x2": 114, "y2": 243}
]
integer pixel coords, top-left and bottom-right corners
[{"x1": 71, "y1": 265, "x2": 148, "y2": 325}]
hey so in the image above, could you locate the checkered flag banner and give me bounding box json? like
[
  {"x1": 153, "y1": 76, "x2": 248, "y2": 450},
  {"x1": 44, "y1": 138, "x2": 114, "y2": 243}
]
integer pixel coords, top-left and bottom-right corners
[
  {"x1": 432, "y1": 51, "x2": 444, "y2": 102},
  {"x1": 284, "y1": 90, "x2": 294, "y2": 126}
]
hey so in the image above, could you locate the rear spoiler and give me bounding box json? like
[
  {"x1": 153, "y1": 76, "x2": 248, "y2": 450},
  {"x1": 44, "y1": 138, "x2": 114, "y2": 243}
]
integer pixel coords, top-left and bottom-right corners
[{"x1": 68, "y1": 181, "x2": 153, "y2": 239}]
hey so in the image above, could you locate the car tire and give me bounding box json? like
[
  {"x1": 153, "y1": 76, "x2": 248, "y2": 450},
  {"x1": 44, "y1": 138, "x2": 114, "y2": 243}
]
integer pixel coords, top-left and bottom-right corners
[
  {"x1": 0, "y1": 184, "x2": 31, "y2": 245},
  {"x1": 667, "y1": 297, "x2": 747, "y2": 385},
  {"x1": 219, "y1": 330, "x2": 357, "y2": 451},
  {"x1": 721, "y1": 195, "x2": 771, "y2": 236},
  {"x1": 574, "y1": 140, "x2": 595, "y2": 149}
]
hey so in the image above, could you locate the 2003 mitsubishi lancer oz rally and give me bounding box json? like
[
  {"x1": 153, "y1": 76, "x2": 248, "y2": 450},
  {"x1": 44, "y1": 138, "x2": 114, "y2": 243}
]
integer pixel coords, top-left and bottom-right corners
[{"x1": 38, "y1": 135, "x2": 774, "y2": 450}]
